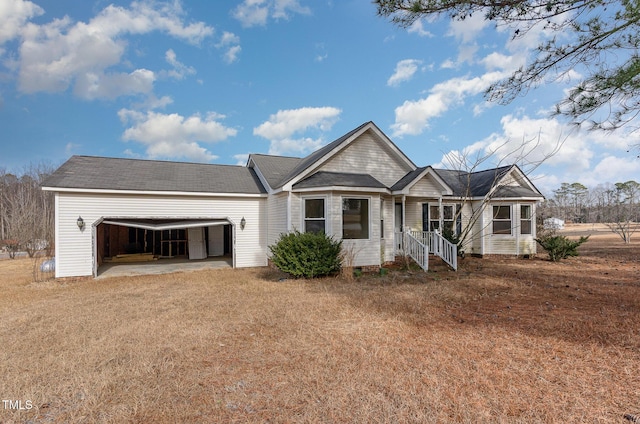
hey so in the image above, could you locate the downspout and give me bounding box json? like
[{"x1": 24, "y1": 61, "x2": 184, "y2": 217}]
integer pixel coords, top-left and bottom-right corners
[
  {"x1": 287, "y1": 191, "x2": 292, "y2": 232},
  {"x1": 54, "y1": 192, "x2": 60, "y2": 278},
  {"x1": 516, "y1": 203, "x2": 520, "y2": 256},
  {"x1": 438, "y1": 197, "x2": 443, "y2": 232},
  {"x1": 480, "y1": 202, "x2": 485, "y2": 255}
]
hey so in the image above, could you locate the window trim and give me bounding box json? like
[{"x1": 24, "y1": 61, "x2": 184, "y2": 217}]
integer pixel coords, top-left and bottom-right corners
[
  {"x1": 423, "y1": 202, "x2": 457, "y2": 233},
  {"x1": 492, "y1": 204, "x2": 512, "y2": 235},
  {"x1": 520, "y1": 204, "x2": 532, "y2": 235},
  {"x1": 303, "y1": 196, "x2": 327, "y2": 234},
  {"x1": 341, "y1": 196, "x2": 371, "y2": 240}
]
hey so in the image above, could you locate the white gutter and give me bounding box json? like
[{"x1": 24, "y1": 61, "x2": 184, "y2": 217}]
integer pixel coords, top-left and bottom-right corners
[{"x1": 41, "y1": 186, "x2": 267, "y2": 198}]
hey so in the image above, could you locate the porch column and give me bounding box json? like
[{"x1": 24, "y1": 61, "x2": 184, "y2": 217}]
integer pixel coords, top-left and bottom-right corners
[
  {"x1": 438, "y1": 197, "x2": 443, "y2": 232},
  {"x1": 402, "y1": 195, "x2": 406, "y2": 232}
]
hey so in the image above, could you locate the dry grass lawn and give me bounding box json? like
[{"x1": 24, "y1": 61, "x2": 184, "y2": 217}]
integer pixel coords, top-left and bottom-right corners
[{"x1": 0, "y1": 226, "x2": 639, "y2": 423}]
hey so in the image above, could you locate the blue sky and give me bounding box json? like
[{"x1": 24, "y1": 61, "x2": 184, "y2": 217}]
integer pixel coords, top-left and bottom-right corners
[{"x1": 1, "y1": 0, "x2": 639, "y2": 195}]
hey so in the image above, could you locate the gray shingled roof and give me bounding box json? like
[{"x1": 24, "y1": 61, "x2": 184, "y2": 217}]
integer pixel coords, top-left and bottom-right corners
[
  {"x1": 433, "y1": 166, "x2": 542, "y2": 198},
  {"x1": 392, "y1": 165, "x2": 542, "y2": 198},
  {"x1": 390, "y1": 167, "x2": 428, "y2": 191},
  {"x1": 491, "y1": 185, "x2": 543, "y2": 198},
  {"x1": 43, "y1": 156, "x2": 267, "y2": 194},
  {"x1": 249, "y1": 154, "x2": 302, "y2": 189},
  {"x1": 293, "y1": 171, "x2": 387, "y2": 189},
  {"x1": 434, "y1": 166, "x2": 514, "y2": 197}
]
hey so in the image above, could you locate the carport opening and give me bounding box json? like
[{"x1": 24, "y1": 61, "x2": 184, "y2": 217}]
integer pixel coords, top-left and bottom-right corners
[{"x1": 96, "y1": 218, "x2": 233, "y2": 274}]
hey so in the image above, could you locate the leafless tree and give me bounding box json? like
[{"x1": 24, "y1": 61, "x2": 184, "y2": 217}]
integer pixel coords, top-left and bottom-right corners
[
  {"x1": 440, "y1": 132, "x2": 564, "y2": 253},
  {"x1": 0, "y1": 162, "x2": 55, "y2": 258},
  {"x1": 605, "y1": 181, "x2": 640, "y2": 243}
]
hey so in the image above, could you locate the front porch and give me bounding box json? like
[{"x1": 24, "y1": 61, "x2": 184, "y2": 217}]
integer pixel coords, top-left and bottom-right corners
[{"x1": 394, "y1": 230, "x2": 458, "y2": 271}]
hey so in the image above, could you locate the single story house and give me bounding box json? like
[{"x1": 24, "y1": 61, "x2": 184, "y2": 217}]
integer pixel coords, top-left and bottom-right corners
[{"x1": 43, "y1": 121, "x2": 544, "y2": 278}]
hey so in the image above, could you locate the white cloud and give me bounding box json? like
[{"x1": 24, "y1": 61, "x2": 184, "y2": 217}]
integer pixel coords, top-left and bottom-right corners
[
  {"x1": 590, "y1": 155, "x2": 640, "y2": 186},
  {"x1": 164, "y1": 49, "x2": 196, "y2": 79},
  {"x1": 387, "y1": 59, "x2": 422, "y2": 87},
  {"x1": 219, "y1": 31, "x2": 240, "y2": 46},
  {"x1": 480, "y1": 51, "x2": 523, "y2": 73},
  {"x1": 440, "y1": 59, "x2": 456, "y2": 69},
  {"x1": 267, "y1": 137, "x2": 325, "y2": 156},
  {"x1": 272, "y1": 0, "x2": 311, "y2": 19},
  {"x1": 118, "y1": 109, "x2": 237, "y2": 162},
  {"x1": 481, "y1": 114, "x2": 591, "y2": 171},
  {"x1": 254, "y1": 106, "x2": 341, "y2": 155},
  {"x1": 233, "y1": 153, "x2": 249, "y2": 166},
  {"x1": 430, "y1": 114, "x2": 640, "y2": 196},
  {"x1": 0, "y1": 0, "x2": 42, "y2": 46},
  {"x1": 74, "y1": 68, "x2": 156, "y2": 100},
  {"x1": 391, "y1": 71, "x2": 507, "y2": 136},
  {"x1": 407, "y1": 20, "x2": 433, "y2": 38},
  {"x1": 216, "y1": 31, "x2": 241, "y2": 64},
  {"x1": 233, "y1": 0, "x2": 310, "y2": 28},
  {"x1": 584, "y1": 126, "x2": 640, "y2": 151},
  {"x1": 15, "y1": 0, "x2": 213, "y2": 99},
  {"x1": 447, "y1": 13, "x2": 488, "y2": 44},
  {"x1": 223, "y1": 45, "x2": 242, "y2": 64},
  {"x1": 232, "y1": 0, "x2": 269, "y2": 27}
]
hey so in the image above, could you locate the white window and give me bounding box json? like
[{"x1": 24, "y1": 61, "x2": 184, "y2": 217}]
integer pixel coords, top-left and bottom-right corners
[
  {"x1": 423, "y1": 203, "x2": 457, "y2": 233},
  {"x1": 304, "y1": 198, "x2": 325, "y2": 233},
  {"x1": 492, "y1": 205, "x2": 512, "y2": 235},
  {"x1": 342, "y1": 198, "x2": 369, "y2": 239},
  {"x1": 520, "y1": 205, "x2": 532, "y2": 235}
]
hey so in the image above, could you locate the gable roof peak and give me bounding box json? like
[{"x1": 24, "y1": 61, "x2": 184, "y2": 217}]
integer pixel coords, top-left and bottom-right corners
[{"x1": 276, "y1": 121, "x2": 415, "y2": 189}]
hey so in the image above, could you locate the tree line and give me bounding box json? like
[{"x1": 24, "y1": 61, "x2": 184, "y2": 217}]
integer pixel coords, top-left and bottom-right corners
[
  {"x1": 540, "y1": 180, "x2": 640, "y2": 242},
  {"x1": 0, "y1": 163, "x2": 55, "y2": 258}
]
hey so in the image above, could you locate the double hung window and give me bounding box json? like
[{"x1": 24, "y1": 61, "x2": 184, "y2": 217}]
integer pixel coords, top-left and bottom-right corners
[
  {"x1": 304, "y1": 198, "x2": 325, "y2": 233},
  {"x1": 492, "y1": 205, "x2": 512, "y2": 235},
  {"x1": 520, "y1": 205, "x2": 532, "y2": 235}
]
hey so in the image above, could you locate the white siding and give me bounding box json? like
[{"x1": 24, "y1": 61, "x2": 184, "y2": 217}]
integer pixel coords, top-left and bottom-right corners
[
  {"x1": 55, "y1": 192, "x2": 267, "y2": 278},
  {"x1": 289, "y1": 192, "x2": 301, "y2": 232},
  {"x1": 267, "y1": 192, "x2": 288, "y2": 247},
  {"x1": 482, "y1": 201, "x2": 538, "y2": 255},
  {"x1": 404, "y1": 201, "x2": 422, "y2": 231},
  {"x1": 296, "y1": 192, "x2": 333, "y2": 236},
  {"x1": 407, "y1": 174, "x2": 444, "y2": 197},
  {"x1": 327, "y1": 192, "x2": 381, "y2": 268},
  {"x1": 381, "y1": 196, "x2": 395, "y2": 263},
  {"x1": 469, "y1": 201, "x2": 485, "y2": 255},
  {"x1": 318, "y1": 131, "x2": 412, "y2": 188}
]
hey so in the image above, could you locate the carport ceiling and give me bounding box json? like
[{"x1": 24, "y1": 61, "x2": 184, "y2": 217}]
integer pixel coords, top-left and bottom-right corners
[{"x1": 101, "y1": 218, "x2": 229, "y2": 231}]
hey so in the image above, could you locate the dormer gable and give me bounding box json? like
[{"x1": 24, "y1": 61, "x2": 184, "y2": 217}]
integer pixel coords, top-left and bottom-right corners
[
  {"x1": 281, "y1": 121, "x2": 416, "y2": 191},
  {"x1": 391, "y1": 166, "x2": 453, "y2": 196}
]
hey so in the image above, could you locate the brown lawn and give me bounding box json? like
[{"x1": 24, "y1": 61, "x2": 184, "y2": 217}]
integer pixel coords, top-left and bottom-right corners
[{"x1": 0, "y1": 225, "x2": 639, "y2": 423}]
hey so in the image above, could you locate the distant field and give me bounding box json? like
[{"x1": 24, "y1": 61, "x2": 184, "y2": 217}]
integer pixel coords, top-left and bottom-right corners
[{"x1": 0, "y1": 232, "x2": 639, "y2": 423}]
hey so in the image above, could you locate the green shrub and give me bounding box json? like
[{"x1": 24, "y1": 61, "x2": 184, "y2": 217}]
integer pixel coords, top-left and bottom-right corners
[
  {"x1": 535, "y1": 234, "x2": 589, "y2": 262},
  {"x1": 269, "y1": 231, "x2": 342, "y2": 278}
]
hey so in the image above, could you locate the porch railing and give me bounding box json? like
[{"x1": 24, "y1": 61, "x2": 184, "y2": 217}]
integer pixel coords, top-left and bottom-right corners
[
  {"x1": 402, "y1": 231, "x2": 429, "y2": 271},
  {"x1": 395, "y1": 231, "x2": 458, "y2": 271}
]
